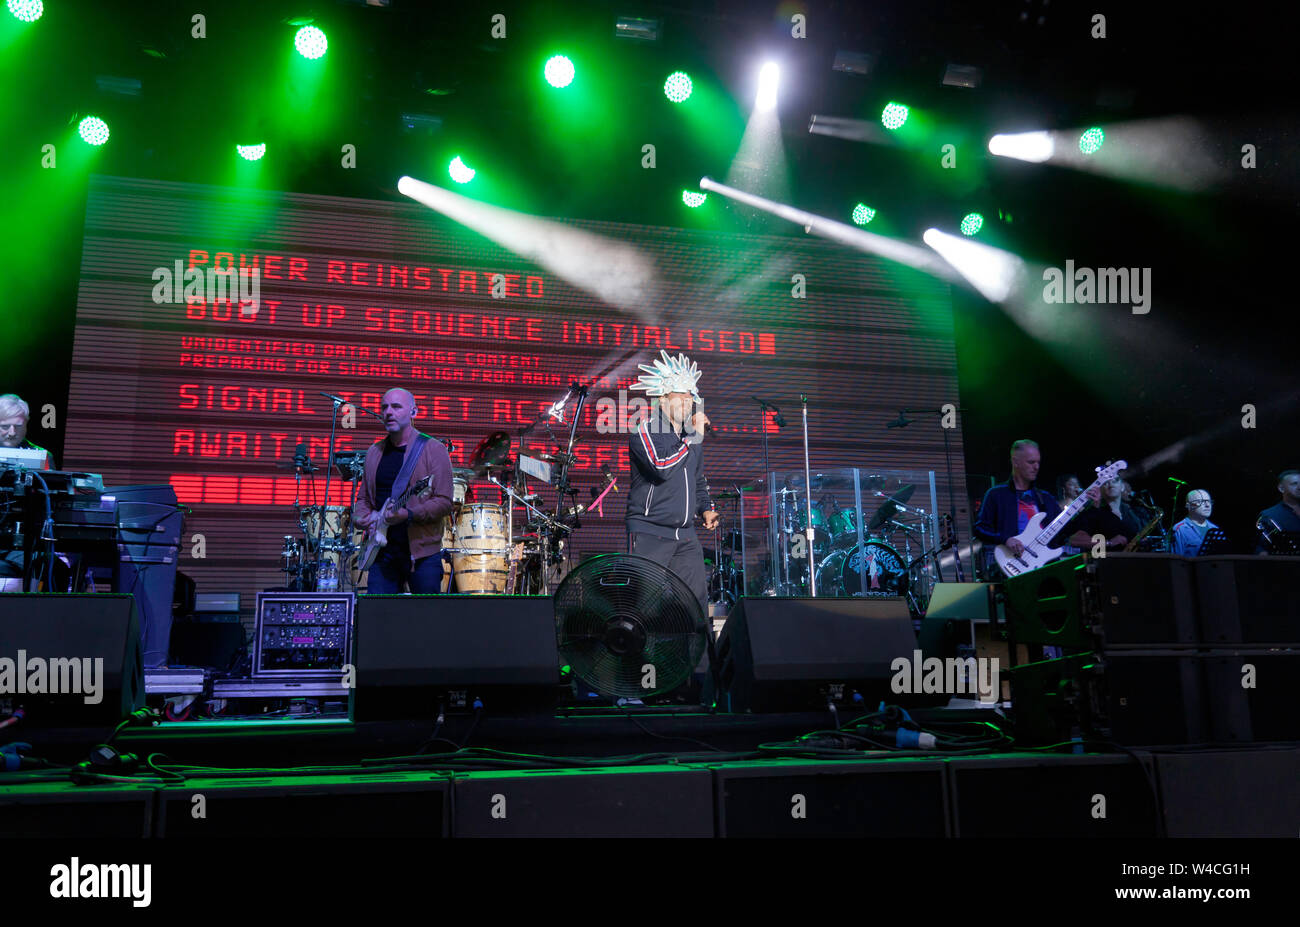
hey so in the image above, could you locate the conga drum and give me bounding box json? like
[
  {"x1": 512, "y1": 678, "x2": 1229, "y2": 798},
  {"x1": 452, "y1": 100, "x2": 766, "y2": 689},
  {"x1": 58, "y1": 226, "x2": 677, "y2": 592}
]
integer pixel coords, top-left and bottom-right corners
[{"x1": 449, "y1": 503, "x2": 508, "y2": 593}]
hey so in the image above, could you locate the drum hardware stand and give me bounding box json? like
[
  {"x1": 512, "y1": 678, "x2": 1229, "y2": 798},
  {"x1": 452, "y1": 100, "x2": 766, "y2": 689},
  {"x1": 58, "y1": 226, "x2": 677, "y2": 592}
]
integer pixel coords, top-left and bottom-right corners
[
  {"x1": 485, "y1": 472, "x2": 564, "y2": 594},
  {"x1": 890, "y1": 406, "x2": 969, "y2": 582},
  {"x1": 903, "y1": 520, "x2": 955, "y2": 615},
  {"x1": 799, "y1": 394, "x2": 817, "y2": 596}
]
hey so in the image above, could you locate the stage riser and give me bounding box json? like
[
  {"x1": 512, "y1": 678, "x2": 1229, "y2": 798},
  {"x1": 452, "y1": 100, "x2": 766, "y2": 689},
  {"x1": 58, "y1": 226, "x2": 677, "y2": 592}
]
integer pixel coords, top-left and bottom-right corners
[
  {"x1": 1154, "y1": 749, "x2": 1300, "y2": 837},
  {"x1": 451, "y1": 770, "x2": 714, "y2": 837},
  {"x1": 948, "y1": 755, "x2": 1161, "y2": 837},
  {"x1": 7, "y1": 751, "x2": 1293, "y2": 837},
  {"x1": 715, "y1": 762, "x2": 949, "y2": 837}
]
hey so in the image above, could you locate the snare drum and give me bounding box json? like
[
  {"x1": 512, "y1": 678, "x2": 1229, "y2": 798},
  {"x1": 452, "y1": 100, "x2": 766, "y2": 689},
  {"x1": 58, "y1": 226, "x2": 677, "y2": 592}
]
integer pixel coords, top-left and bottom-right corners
[{"x1": 449, "y1": 502, "x2": 509, "y2": 594}]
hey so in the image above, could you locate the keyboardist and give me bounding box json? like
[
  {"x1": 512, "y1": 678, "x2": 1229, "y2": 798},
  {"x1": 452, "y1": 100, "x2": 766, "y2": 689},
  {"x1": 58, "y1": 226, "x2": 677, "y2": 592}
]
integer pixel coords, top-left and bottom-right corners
[
  {"x1": 0, "y1": 393, "x2": 54, "y2": 467},
  {"x1": 1, "y1": 393, "x2": 54, "y2": 584}
]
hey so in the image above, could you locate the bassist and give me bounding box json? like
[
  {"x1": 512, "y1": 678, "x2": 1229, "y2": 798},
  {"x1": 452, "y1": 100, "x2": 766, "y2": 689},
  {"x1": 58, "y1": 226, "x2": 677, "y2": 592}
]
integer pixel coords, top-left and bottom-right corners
[{"x1": 973, "y1": 439, "x2": 1103, "y2": 578}]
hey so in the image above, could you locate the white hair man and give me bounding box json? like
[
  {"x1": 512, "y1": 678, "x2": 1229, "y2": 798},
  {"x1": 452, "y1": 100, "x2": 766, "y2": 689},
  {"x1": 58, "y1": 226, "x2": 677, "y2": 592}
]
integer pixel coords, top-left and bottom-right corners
[
  {"x1": 625, "y1": 351, "x2": 718, "y2": 611},
  {"x1": 0, "y1": 394, "x2": 52, "y2": 465}
]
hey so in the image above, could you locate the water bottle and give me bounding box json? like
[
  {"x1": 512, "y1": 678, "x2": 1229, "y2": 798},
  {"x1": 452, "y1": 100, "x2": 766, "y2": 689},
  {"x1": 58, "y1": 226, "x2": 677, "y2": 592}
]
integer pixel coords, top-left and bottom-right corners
[{"x1": 318, "y1": 559, "x2": 338, "y2": 592}]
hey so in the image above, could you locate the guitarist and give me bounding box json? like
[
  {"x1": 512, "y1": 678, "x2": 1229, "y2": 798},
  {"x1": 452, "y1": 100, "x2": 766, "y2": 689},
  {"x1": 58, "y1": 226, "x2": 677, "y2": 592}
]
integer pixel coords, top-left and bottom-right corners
[
  {"x1": 354, "y1": 388, "x2": 455, "y2": 594},
  {"x1": 974, "y1": 439, "x2": 1101, "y2": 579}
]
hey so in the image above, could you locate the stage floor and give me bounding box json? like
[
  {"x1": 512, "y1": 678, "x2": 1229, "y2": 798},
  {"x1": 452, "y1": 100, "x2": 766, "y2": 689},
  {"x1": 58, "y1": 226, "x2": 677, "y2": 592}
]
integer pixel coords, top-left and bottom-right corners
[{"x1": 3, "y1": 708, "x2": 1296, "y2": 838}]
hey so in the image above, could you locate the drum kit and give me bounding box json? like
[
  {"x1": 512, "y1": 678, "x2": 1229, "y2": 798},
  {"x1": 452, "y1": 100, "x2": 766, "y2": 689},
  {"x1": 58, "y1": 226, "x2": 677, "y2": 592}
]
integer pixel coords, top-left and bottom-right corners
[
  {"x1": 277, "y1": 384, "x2": 612, "y2": 595},
  {"x1": 706, "y1": 471, "x2": 947, "y2": 615}
]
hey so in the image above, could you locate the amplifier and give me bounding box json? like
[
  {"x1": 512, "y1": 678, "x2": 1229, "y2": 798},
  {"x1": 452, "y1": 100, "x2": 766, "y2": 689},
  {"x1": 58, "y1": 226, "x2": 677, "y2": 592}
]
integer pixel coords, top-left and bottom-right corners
[{"x1": 253, "y1": 592, "x2": 354, "y2": 678}]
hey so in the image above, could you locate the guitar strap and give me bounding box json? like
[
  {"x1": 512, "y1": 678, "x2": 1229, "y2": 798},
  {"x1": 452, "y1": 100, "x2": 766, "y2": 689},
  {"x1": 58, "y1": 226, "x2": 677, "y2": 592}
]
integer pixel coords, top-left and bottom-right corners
[{"x1": 387, "y1": 433, "x2": 431, "y2": 506}]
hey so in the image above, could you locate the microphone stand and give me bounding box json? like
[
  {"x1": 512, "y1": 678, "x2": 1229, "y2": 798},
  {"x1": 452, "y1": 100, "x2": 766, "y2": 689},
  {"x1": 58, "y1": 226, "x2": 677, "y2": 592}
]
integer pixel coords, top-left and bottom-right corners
[
  {"x1": 800, "y1": 394, "x2": 817, "y2": 596},
  {"x1": 314, "y1": 392, "x2": 383, "y2": 591},
  {"x1": 754, "y1": 397, "x2": 782, "y2": 596}
]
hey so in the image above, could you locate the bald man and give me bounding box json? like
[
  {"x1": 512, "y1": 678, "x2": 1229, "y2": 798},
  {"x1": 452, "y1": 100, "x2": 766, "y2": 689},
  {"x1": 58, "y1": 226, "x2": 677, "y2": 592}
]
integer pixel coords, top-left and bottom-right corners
[{"x1": 354, "y1": 388, "x2": 455, "y2": 594}]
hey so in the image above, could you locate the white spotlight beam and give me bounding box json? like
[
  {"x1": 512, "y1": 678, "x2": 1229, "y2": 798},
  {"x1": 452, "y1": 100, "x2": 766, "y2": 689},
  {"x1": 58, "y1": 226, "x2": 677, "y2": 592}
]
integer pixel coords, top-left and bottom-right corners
[
  {"x1": 698, "y1": 177, "x2": 957, "y2": 280},
  {"x1": 987, "y1": 118, "x2": 1230, "y2": 192},
  {"x1": 921, "y1": 228, "x2": 1028, "y2": 304},
  {"x1": 397, "y1": 175, "x2": 658, "y2": 314}
]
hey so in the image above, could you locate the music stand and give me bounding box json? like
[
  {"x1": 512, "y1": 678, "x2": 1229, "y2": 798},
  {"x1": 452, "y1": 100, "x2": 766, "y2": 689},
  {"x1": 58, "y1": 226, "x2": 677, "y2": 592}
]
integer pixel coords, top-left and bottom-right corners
[{"x1": 1196, "y1": 527, "x2": 1232, "y2": 556}]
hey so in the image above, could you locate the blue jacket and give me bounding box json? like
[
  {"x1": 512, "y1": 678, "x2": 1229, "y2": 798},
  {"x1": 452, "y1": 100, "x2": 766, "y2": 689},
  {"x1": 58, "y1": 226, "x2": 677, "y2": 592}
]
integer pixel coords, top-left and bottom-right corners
[
  {"x1": 1172, "y1": 518, "x2": 1218, "y2": 556},
  {"x1": 974, "y1": 481, "x2": 1062, "y2": 547},
  {"x1": 626, "y1": 408, "x2": 713, "y2": 540}
]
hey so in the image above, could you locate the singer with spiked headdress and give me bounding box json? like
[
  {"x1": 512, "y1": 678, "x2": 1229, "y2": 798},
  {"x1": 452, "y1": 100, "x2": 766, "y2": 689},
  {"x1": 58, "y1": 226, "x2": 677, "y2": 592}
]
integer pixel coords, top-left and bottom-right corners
[{"x1": 624, "y1": 350, "x2": 717, "y2": 609}]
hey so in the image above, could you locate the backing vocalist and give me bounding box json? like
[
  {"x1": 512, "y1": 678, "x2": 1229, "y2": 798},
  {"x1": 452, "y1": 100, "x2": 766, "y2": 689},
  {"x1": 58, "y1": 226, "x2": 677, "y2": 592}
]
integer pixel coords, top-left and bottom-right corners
[{"x1": 624, "y1": 351, "x2": 717, "y2": 610}]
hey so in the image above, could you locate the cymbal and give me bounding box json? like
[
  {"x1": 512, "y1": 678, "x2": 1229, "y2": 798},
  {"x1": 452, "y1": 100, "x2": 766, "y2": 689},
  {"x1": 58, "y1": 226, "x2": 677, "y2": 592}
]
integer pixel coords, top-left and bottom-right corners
[
  {"x1": 452, "y1": 467, "x2": 476, "y2": 481},
  {"x1": 867, "y1": 484, "x2": 915, "y2": 531},
  {"x1": 470, "y1": 430, "x2": 512, "y2": 473},
  {"x1": 538, "y1": 452, "x2": 574, "y2": 463}
]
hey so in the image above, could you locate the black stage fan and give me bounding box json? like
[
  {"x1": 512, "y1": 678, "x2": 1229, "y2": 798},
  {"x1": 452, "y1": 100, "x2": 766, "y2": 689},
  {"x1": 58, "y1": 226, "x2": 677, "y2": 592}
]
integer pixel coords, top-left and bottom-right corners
[{"x1": 554, "y1": 554, "x2": 706, "y2": 699}]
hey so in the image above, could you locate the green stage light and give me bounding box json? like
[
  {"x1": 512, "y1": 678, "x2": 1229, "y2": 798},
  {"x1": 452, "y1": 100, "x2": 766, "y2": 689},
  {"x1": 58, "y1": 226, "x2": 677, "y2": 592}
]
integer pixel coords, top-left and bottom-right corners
[
  {"x1": 236, "y1": 143, "x2": 266, "y2": 161},
  {"x1": 448, "y1": 156, "x2": 476, "y2": 184},
  {"x1": 664, "y1": 71, "x2": 693, "y2": 103},
  {"x1": 960, "y1": 212, "x2": 984, "y2": 237},
  {"x1": 295, "y1": 25, "x2": 328, "y2": 60},
  {"x1": 78, "y1": 116, "x2": 110, "y2": 146},
  {"x1": 851, "y1": 203, "x2": 876, "y2": 226},
  {"x1": 7, "y1": 0, "x2": 43, "y2": 22},
  {"x1": 682, "y1": 190, "x2": 706, "y2": 208},
  {"x1": 881, "y1": 102, "x2": 909, "y2": 130},
  {"x1": 1079, "y1": 126, "x2": 1105, "y2": 155},
  {"x1": 544, "y1": 55, "x2": 575, "y2": 88}
]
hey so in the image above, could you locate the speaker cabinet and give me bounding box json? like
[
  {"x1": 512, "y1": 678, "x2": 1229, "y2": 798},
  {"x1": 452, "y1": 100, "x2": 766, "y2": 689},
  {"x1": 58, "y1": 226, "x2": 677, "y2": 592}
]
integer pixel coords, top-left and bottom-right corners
[
  {"x1": 349, "y1": 595, "x2": 561, "y2": 721},
  {"x1": 0, "y1": 594, "x2": 144, "y2": 728},
  {"x1": 1004, "y1": 553, "x2": 1198, "y2": 648},
  {"x1": 715, "y1": 597, "x2": 916, "y2": 712},
  {"x1": 1194, "y1": 556, "x2": 1300, "y2": 645}
]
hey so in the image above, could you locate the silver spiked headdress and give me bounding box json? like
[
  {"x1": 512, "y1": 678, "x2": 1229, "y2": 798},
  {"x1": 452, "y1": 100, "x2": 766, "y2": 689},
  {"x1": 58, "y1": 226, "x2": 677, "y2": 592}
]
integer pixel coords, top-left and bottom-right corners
[{"x1": 629, "y1": 350, "x2": 702, "y2": 403}]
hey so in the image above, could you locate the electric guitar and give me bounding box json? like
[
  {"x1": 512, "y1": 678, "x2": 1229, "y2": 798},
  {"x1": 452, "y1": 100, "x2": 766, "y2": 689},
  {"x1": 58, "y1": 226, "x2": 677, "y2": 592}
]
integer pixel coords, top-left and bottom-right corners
[
  {"x1": 357, "y1": 474, "x2": 436, "y2": 572},
  {"x1": 994, "y1": 459, "x2": 1127, "y2": 578}
]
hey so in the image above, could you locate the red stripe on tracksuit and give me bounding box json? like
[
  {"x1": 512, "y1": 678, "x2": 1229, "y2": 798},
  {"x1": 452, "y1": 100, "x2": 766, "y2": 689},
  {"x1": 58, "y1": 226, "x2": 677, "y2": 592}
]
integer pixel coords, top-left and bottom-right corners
[{"x1": 639, "y1": 422, "x2": 688, "y2": 469}]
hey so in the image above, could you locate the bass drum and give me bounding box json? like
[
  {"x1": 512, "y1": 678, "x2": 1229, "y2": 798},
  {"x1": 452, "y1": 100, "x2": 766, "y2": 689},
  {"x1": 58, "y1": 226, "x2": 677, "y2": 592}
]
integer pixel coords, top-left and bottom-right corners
[{"x1": 816, "y1": 540, "x2": 908, "y2": 597}]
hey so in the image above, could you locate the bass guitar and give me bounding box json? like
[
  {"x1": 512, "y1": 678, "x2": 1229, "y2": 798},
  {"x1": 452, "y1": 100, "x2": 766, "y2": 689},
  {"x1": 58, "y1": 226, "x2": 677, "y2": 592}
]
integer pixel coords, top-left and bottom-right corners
[{"x1": 995, "y1": 459, "x2": 1127, "y2": 578}]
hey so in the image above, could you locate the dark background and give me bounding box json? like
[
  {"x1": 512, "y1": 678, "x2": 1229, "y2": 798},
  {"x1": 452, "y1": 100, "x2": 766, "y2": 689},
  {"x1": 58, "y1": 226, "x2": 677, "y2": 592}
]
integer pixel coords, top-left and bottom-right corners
[{"x1": 2, "y1": 0, "x2": 1296, "y2": 550}]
